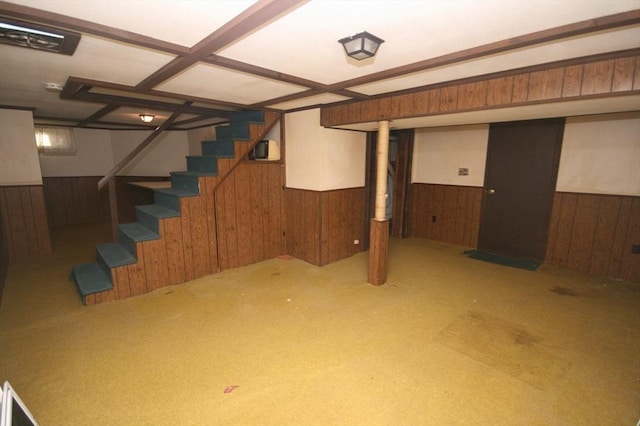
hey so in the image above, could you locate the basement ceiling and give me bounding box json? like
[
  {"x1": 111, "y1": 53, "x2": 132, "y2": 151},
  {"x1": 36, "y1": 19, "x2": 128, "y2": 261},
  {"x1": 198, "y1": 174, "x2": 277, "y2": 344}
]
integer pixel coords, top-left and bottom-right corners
[{"x1": 0, "y1": 0, "x2": 638, "y2": 131}]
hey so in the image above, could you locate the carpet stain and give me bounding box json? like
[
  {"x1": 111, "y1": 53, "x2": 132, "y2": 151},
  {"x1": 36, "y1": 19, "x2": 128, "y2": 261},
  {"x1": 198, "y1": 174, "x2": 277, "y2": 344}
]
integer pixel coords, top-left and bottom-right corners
[
  {"x1": 551, "y1": 286, "x2": 580, "y2": 296},
  {"x1": 435, "y1": 311, "x2": 571, "y2": 390},
  {"x1": 511, "y1": 329, "x2": 540, "y2": 346}
]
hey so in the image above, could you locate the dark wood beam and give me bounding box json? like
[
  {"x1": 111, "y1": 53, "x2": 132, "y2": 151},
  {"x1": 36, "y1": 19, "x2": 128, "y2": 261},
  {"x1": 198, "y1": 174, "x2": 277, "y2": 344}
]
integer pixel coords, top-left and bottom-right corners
[
  {"x1": 98, "y1": 102, "x2": 193, "y2": 190},
  {"x1": 135, "y1": 0, "x2": 307, "y2": 91},
  {"x1": 204, "y1": 54, "x2": 325, "y2": 90},
  {"x1": 327, "y1": 9, "x2": 640, "y2": 92},
  {"x1": 62, "y1": 76, "x2": 247, "y2": 111},
  {"x1": 76, "y1": 104, "x2": 119, "y2": 127},
  {"x1": 60, "y1": 85, "x2": 233, "y2": 118}
]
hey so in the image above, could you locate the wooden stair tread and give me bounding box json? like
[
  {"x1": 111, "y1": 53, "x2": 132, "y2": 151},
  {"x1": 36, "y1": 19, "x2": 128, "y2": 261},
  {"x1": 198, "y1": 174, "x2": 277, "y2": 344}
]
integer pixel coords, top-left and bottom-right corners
[
  {"x1": 136, "y1": 204, "x2": 180, "y2": 218},
  {"x1": 119, "y1": 222, "x2": 159, "y2": 242},
  {"x1": 71, "y1": 263, "x2": 113, "y2": 297},
  {"x1": 96, "y1": 243, "x2": 136, "y2": 268},
  {"x1": 70, "y1": 109, "x2": 274, "y2": 305}
]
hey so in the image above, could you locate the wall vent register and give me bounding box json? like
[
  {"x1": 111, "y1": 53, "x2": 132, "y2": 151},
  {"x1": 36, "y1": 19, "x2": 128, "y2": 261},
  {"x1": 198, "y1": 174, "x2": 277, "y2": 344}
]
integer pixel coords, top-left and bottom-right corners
[{"x1": 0, "y1": 18, "x2": 80, "y2": 55}]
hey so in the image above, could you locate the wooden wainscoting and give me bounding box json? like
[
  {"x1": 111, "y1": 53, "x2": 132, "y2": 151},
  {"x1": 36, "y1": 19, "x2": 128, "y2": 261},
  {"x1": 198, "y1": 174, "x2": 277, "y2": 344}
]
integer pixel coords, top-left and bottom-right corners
[
  {"x1": 0, "y1": 207, "x2": 7, "y2": 305},
  {"x1": 285, "y1": 187, "x2": 366, "y2": 266},
  {"x1": 0, "y1": 185, "x2": 52, "y2": 261},
  {"x1": 546, "y1": 192, "x2": 640, "y2": 282},
  {"x1": 409, "y1": 183, "x2": 483, "y2": 248},
  {"x1": 42, "y1": 176, "x2": 173, "y2": 227},
  {"x1": 43, "y1": 176, "x2": 110, "y2": 227},
  {"x1": 321, "y1": 52, "x2": 640, "y2": 127},
  {"x1": 215, "y1": 161, "x2": 286, "y2": 271}
]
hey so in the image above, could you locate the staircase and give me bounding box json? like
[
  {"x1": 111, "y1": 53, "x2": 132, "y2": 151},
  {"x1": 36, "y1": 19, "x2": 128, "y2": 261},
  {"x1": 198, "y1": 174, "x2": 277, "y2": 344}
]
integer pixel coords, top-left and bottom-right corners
[{"x1": 70, "y1": 110, "x2": 281, "y2": 305}]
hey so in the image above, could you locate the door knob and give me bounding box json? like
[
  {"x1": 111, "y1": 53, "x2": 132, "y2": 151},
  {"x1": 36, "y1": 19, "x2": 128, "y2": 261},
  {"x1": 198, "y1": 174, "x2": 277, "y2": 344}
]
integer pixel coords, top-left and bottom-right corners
[{"x1": 485, "y1": 188, "x2": 496, "y2": 195}]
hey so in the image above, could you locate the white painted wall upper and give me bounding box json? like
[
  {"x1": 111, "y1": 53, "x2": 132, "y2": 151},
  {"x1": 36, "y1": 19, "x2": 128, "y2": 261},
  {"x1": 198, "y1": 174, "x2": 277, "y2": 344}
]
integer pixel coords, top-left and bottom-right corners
[
  {"x1": 38, "y1": 129, "x2": 189, "y2": 177},
  {"x1": 412, "y1": 124, "x2": 489, "y2": 187},
  {"x1": 38, "y1": 128, "x2": 113, "y2": 177},
  {"x1": 0, "y1": 109, "x2": 42, "y2": 185},
  {"x1": 286, "y1": 109, "x2": 365, "y2": 190},
  {"x1": 557, "y1": 112, "x2": 640, "y2": 196},
  {"x1": 187, "y1": 126, "x2": 216, "y2": 156},
  {"x1": 113, "y1": 131, "x2": 189, "y2": 176}
]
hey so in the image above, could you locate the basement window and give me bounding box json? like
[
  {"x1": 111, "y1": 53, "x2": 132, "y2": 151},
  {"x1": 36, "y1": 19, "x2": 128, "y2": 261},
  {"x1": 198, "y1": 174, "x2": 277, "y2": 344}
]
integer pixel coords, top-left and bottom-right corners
[{"x1": 35, "y1": 127, "x2": 76, "y2": 156}]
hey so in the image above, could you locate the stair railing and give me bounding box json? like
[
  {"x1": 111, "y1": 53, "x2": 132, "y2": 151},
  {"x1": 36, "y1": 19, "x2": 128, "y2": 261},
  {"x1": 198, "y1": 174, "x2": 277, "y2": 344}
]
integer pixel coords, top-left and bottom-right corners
[{"x1": 98, "y1": 101, "x2": 192, "y2": 242}]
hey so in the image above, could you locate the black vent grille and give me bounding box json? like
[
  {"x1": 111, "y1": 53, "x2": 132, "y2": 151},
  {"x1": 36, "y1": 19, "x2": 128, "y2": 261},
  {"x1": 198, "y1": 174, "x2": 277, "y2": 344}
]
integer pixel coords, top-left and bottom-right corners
[{"x1": 0, "y1": 18, "x2": 80, "y2": 55}]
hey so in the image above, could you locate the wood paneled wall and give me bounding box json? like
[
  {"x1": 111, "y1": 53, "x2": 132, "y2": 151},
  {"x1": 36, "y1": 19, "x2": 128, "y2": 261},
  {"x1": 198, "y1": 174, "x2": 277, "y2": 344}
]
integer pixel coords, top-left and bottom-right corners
[
  {"x1": 285, "y1": 187, "x2": 366, "y2": 266},
  {"x1": 43, "y1": 176, "x2": 110, "y2": 227},
  {"x1": 42, "y1": 176, "x2": 172, "y2": 227},
  {"x1": 409, "y1": 184, "x2": 640, "y2": 282},
  {"x1": 0, "y1": 185, "x2": 52, "y2": 261},
  {"x1": 321, "y1": 52, "x2": 640, "y2": 127},
  {"x1": 0, "y1": 203, "x2": 9, "y2": 304},
  {"x1": 215, "y1": 161, "x2": 286, "y2": 270},
  {"x1": 546, "y1": 192, "x2": 640, "y2": 282},
  {"x1": 89, "y1": 161, "x2": 287, "y2": 304},
  {"x1": 409, "y1": 184, "x2": 483, "y2": 248}
]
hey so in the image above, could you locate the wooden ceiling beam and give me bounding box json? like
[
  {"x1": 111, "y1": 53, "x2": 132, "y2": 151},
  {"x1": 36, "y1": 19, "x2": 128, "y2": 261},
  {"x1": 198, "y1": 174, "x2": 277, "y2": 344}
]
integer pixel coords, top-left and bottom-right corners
[
  {"x1": 326, "y1": 9, "x2": 640, "y2": 92},
  {"x1": 135, "y1": 0, "x2": 307, "y2": 91},
  {"x1": 76, "y1": 104, "x2": 120, "y2": 127}
]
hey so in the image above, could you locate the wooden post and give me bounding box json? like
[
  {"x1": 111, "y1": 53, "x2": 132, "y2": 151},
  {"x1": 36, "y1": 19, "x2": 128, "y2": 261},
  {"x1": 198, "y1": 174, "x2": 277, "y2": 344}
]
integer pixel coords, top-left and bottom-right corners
[{"x1": 368, "y1": 120, "x2": 390, "y2": 285}]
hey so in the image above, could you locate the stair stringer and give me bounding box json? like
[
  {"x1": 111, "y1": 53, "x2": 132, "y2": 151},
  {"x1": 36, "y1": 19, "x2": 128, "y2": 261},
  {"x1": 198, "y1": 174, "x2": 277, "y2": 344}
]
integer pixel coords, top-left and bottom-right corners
[{"x1": 188, "y1": 110, "x2": 282, "y2": 280}]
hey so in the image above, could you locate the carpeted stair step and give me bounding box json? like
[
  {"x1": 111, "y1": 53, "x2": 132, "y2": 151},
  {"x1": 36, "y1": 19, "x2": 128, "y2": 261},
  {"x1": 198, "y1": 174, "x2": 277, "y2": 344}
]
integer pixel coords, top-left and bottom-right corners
[
  {"x1": 201, "y1": 139, "x2": 235, "y2": 157},
  {"x1": 170, "y1": 171, "x2": 201, "y2": 193},
  {"x1": 153, "y1": 187, "x2": 198, "y2": 212},
  {"x1": 70, "y1": 262, "x2": 113, "y2": 300},
  {"x1": 96, "y1": 242, "x2": 137, "y2": 278},
  {"x1": 215, "y1": 123, "x2": 250, "y2": 141},
  {"x1": 118, "y1": 222, "x2": 160, "y2": 257},
  {"x1": 230, "y1": 110, "x2": 264, "y2": 124},
  {"x1": 186, "y1": 156, "x2": 218, "y2": 174},
  {"x1": 135, "y1": 204, "x2": 181, "y2": 234}
]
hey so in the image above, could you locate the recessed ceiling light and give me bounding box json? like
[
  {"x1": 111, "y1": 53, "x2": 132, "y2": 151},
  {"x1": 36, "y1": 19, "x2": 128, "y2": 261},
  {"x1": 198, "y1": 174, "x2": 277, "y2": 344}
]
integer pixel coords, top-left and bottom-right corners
[
  {"x1": 139, "y1": 114, "x2": 155, "y2": 123},
  {"x1": 0, "y1": 17, "x2": 80, "y2": 55}
]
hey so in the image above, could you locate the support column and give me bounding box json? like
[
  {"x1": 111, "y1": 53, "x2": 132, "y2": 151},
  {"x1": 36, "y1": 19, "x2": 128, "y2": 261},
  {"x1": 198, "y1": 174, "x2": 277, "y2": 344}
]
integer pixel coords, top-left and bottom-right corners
[{"x1": 368, "y1": 120, "x2": 390, "y2": 285}]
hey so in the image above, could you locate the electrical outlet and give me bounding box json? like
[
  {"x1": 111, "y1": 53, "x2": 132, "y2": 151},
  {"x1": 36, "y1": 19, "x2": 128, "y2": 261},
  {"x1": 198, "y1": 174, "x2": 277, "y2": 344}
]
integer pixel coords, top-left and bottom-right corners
[
  {"x1": 632, "y1": 244, "x2": 640, "y2": 254},
  {"x1": 354, "y1": 239, "x2": 360, "y2": 245},
  {"x1": 432, "y1": 215, "x2": 437, "y2": 223},
  {"x1": 458, "y1": 168, "x2": 469, "y2": 176}
]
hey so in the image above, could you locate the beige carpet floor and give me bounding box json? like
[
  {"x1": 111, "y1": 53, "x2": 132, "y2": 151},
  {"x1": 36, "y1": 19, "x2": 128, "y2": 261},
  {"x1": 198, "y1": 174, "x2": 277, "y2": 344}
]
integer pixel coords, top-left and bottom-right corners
[{"x1": 1, "y1": 222, "x2": 639, "y2": 425}]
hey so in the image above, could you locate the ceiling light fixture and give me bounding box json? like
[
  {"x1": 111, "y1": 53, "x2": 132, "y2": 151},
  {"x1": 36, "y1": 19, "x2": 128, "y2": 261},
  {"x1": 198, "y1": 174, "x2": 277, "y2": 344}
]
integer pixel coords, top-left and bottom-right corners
[
  {"x1": 0, "y1": 18, "x2": 80, "y2": 55},
  {"x1": 338, "y1": 31, "x2": 384, "y2": 60},
  {"x1": 139, "y1": 114, "x2": 155, "y2": 123}
]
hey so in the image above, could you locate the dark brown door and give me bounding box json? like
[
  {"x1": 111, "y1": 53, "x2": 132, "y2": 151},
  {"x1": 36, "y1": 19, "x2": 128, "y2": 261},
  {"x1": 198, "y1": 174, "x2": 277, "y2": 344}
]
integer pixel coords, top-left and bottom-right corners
[{"x1": 478, "y1": 118, "x2": 564, "y2": 261}]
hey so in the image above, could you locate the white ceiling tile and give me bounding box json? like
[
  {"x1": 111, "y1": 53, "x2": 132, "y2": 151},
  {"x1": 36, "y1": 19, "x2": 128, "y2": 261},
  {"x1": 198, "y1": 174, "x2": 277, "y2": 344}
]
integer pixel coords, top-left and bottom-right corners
[{"x1": 155, "y1": 63, "x2": 305, "y2": 105}]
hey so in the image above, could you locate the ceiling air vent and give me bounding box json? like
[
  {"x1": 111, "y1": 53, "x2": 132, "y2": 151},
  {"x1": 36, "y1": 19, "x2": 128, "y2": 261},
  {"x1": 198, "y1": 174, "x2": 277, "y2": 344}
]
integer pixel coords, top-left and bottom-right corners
[{"x1": 0, "y1": 18, "x2": 80, "y2": 55}]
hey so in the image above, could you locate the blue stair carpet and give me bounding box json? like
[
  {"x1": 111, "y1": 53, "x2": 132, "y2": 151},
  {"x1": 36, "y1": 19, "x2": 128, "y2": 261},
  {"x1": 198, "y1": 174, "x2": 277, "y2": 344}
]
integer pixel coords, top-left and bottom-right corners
[
  {"x1": 69, "y1": 109, "x2": 266, "y2": 302},
  {"x1": 71, "y1": 263, "x2": 113, "y2": 297}
]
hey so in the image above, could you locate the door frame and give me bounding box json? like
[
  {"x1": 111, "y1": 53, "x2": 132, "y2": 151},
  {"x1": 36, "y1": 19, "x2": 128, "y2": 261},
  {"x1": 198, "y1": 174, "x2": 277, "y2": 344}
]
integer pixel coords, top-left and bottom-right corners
[{"x1": 478, "y1": 118, "x2": 564, "y2": 261}]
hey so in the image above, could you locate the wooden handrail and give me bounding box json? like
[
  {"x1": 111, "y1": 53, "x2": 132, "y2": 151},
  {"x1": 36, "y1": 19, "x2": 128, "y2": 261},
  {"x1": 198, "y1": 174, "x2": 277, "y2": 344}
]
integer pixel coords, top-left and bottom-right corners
[{"x1": 98, "y1": 101, "x2": 192, "y2": 190}]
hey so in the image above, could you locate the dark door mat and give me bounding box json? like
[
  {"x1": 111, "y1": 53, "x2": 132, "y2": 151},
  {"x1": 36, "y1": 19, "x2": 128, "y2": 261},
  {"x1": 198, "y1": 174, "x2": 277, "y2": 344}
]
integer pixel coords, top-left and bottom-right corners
[{"x1": 463, "y1": 250, "x2": 541, "y2": 271}]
